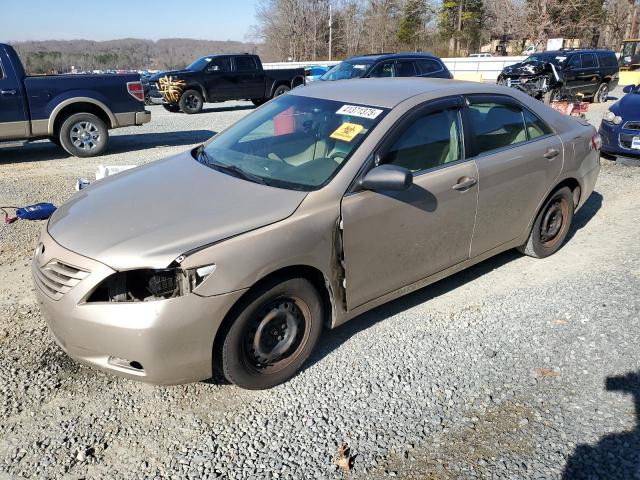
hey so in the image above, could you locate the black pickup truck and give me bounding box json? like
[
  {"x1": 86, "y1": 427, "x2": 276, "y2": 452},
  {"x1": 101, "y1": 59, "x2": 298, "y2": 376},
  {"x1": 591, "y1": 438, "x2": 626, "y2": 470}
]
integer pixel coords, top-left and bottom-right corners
[
  {"x1": 148, "y1": 54, "x2": 306, "y2": 114},
  {"x1": 0, "y1": 43, "x2": 150, "y2": 157}
]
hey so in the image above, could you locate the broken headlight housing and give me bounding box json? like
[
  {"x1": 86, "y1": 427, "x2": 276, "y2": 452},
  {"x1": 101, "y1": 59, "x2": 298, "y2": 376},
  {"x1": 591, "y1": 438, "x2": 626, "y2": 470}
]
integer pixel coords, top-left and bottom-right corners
[
  {"x1": 603, "y1": 110, "x2": 622, "y2": 125},
  {"x1": 86, "y1": 263, "x2": 216, "y2": 303}
]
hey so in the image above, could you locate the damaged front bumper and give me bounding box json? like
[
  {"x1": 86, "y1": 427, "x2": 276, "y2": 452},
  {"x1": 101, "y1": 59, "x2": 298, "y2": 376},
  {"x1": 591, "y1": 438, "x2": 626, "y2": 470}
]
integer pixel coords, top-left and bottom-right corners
[{"x1": 32, "y1": 228, "x2": 247, "y2": 385}]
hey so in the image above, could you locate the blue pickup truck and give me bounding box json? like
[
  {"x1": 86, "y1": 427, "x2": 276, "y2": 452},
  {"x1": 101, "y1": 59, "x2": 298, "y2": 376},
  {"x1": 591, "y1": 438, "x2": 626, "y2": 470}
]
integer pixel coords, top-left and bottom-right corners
[{"x1": 0, "y1": 43, "x2": 150, "y2": 157}]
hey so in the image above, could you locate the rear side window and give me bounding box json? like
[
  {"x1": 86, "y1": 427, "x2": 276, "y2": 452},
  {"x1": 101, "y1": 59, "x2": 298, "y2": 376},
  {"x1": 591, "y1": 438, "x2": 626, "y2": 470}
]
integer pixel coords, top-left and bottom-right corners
[
  {"x1": 396, "y1": 61, "x2": 417, "y2": 77},
  {"x1": 580, "y1": 53, "x2": 596, "y2": 68},
  {"x1": 523, "y1": 109, "x2": 552, "y2": 139},
  {"x1": 235, "y1": 56, "x2": 258, "y2": 71},
  {"x1": 416, "y1": 59, "x2": 442, "y2": 74},
  {"x1": 468, "y1": 101, "x2": 528, "y2": 154},
  {"x1": 382, "y1": 109, "x2": 463, "y2": 172}
]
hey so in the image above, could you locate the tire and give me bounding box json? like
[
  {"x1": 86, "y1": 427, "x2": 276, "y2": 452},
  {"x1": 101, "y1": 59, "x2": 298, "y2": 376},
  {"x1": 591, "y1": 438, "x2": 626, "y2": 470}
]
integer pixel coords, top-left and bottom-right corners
[
  {"x1": 543, "y1": 88, "x2": 560, "y2": 105},
  {"x1": 519, "y1": 186, "x2": 574, "y2": 258},
  {"x1": 162, "y1": 103, "x2": 181, "y2": 113},
  {"x1": 272, "y1": 84, "x2": 290, "y2": 98},
  {"x1": 220, "y1": 277, "x2": 323, "y2": 390},
  {"x1": 49, "y1": 136, "x2": 61, "y2": 147},
  {"x1": 251, "y1": 98, "x2": 267, "y2": 107},
  {"x1": 178, "y1": 89, "x2": 204, "y2": 114},
  {"x1": 58, "y1": 113, "x2": 109, "y2": 158},
  {"x1": 594, "y1": 82, "x2": 609, "y2": 103}
]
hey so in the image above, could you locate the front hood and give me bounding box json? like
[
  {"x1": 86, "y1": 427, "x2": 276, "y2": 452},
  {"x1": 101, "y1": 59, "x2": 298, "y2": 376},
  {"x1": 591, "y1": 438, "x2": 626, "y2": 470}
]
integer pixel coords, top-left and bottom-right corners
[
  {"x1": 48, "y1": 152, "x2": 308, "y2": 270},
  {"x1": 148, "y1": 69, "x2": 191, "y2": 81},
  {"x1": 615, "y1": 93, "x2": 640, "y2": 119},
  {"x1": 502, "y1": 61, "x2": 551, "y2": 77}
]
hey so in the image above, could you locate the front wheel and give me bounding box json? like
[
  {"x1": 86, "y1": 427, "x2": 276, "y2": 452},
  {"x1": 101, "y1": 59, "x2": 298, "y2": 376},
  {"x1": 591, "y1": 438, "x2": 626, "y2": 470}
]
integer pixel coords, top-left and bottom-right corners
[
  {"x1": 58, "y1": 113, "x2": 109, "y2": 158},
  {"x1": 220, "y1": 277, "x2": 323, "y2": 389},
  {"x1": 519, "y1": 186, "x2": 574, "y2": 258},
  {"x1": 179, "y1": 89, "x2": 204, "y2": 114},
  {"x1": 543, "y1": 88, "x2": 561, "y2": 105},
  {"x1": 162, "y1": 103, "x2": 181, "y2": 113},
  {"x1": 251, "y1": 98, "x2": 267, "y2": 107}
]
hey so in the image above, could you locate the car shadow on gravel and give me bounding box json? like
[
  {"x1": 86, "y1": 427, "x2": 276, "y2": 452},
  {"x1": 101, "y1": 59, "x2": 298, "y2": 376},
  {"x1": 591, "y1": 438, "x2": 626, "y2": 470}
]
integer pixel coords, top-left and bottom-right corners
[
  {"x1": 304, "y1": 190, "x2": 603, "y2": 372},
  {"x1": 200, "y1": 105, "x2": 256, "y2": 114},
  {"x1": 562, "y1": 371, "x2": 640, "y2": 479},
  {"x1": 0, "y1": 130, "x2": 215, "y2": 165}
]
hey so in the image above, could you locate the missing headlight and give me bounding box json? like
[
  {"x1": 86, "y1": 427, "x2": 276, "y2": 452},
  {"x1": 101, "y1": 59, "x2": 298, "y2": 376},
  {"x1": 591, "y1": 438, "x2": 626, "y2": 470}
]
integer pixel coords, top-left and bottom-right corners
[{"x1": 85, "y1": 263, "x2": 216, "y2": 303}]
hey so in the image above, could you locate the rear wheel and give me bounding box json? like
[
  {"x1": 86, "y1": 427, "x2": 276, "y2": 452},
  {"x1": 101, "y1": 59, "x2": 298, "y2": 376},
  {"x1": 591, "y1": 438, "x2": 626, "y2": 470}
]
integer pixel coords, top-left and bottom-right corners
[
  {"x1": 58, "y1": 113, "x2": 109, "y2": 158},
  {"x1": 162, "y1": 103, "x2": 181, "y2": 113},
  {"x1": 179, "y1": 89, "x2": 204, "y2": 114},
  {"x1": 220, "y1": 277, "x2": 323, "y2": 389},
  {"x1": 594, "y1": 82, "x2": 609, "y2": 103},
  {"x1": 272, "y1": 84, "x2": 290, "y2": 98},
  {"x1": 519, "y1": 186, "x2": 574, "y2": 258}
]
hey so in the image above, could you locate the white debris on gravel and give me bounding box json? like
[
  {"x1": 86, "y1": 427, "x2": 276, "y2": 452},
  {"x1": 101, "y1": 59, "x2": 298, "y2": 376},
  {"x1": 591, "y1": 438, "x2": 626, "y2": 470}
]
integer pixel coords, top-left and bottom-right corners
[{"x1": 1, "y1": 92, "x2": 640, "y2": 479}]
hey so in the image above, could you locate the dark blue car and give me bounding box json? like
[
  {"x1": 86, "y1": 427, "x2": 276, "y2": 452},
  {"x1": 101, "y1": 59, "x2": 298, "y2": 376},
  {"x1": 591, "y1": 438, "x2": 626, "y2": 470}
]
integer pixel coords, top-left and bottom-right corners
[{"x1": 599, "y1": 84, "x2": 640, "y2": 157}]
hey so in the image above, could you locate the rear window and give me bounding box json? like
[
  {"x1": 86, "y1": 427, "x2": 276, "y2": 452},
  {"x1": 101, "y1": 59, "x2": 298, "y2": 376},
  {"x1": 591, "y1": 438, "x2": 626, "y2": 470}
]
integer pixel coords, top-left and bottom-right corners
[
  {"x1": 468, "y1": 101, "x2": 528, "y2": 154},
  {"x1": 597, "y1": 52, "x2": 618, "y2": 68},
  {"x1": 235, "y1": 56, "x2": 258, "y2": 72},
  {"x1": 580, "y1": 53, "x2": 596, "y2": 68},
  {"x1": 416, "y1": 59, "x2": 442, "y2": 74},
  {"x1": 523, "y1": 109, "x2": 552, "y2": 139},
  {"x1": 396, "y1": 61, "x2": 417, "y2": 77}
]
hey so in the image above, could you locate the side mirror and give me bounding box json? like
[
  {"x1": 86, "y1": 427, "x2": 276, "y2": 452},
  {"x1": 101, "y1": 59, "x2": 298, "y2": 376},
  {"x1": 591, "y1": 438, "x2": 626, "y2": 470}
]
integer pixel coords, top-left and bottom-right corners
[
  {"x1": 623, "y1": 84, "x2": 635, "y2": 94},
  {"x1": 207, "y1": 65, "x2": 220, "y2": 73},
  {"x1": 359, "y1": 164, "x2": 413, "y2": 192}
]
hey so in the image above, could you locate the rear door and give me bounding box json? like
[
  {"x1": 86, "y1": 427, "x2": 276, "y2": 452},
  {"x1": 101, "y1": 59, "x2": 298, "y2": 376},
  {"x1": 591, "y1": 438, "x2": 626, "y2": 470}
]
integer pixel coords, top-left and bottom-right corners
[
  {"x1": 465, "y1": 95, "x2": 563, "y2": 257},
  {"x1": 578, "y1": 53, "x2": 599, "y2": 95},
  {"x1": 232, "y1": 56, "x2": 265, "y2": 99},
  {"x1": 0, "y1": 50, "x2": 28, "y2": 140},
  {"x1": 341, "y1": 96, "x2": 478, "y2": 309}
]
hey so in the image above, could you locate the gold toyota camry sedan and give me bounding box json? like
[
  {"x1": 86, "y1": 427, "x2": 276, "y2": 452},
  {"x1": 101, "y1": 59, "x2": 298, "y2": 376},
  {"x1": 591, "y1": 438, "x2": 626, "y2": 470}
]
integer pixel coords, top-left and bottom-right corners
[{"x1": 32, "y1": 78, "x2": 601, "y2": 389}]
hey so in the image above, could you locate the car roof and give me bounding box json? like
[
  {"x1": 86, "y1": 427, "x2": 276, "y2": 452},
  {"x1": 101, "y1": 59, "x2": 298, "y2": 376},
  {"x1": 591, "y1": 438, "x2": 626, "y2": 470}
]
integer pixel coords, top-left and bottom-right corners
[
  {"x1": 540, "y1": 49, "x2": 615, "y2": 55},
  {"x1": 345, "y1": 52, "x2": 440, "y2": 62},
  {"x1": 291, "y1": 77, "x2": 524, "y2": 109}
]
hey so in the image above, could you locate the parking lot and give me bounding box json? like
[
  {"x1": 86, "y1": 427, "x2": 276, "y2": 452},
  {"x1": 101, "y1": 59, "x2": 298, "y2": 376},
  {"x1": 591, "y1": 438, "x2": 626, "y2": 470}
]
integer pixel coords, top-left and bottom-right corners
[{"x1": 1, "y1": 91, "x2": 640, "y2": 479}]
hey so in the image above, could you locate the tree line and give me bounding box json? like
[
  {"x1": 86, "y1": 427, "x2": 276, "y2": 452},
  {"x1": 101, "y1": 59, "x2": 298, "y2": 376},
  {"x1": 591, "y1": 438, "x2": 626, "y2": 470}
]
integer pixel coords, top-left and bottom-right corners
[
  {"x1": 11, "y1": 39, "x2": 263, "y2": 74},
  {"x1": 251, "y1": 0, "x2": 639, "y2": 60}
]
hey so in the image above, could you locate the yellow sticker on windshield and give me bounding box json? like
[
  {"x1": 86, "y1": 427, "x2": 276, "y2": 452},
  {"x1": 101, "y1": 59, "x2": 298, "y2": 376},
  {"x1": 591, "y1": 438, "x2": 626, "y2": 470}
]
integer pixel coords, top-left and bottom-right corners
[{"x1": 330, "y1": 122, "x2": 364, "y2": 142}]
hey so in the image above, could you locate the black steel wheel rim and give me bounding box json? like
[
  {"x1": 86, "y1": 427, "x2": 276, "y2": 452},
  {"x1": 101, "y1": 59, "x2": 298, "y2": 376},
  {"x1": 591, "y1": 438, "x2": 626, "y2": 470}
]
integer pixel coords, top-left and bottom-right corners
[
  {"x1": 185, "y1": 94, "x2": 201, "y2": 110},
  {"x1": 540, "y1": 198, "x2": 568, "y2": 245},
  {"x1": 243, "y1": 296, "x2": 310, "y2": 373}
]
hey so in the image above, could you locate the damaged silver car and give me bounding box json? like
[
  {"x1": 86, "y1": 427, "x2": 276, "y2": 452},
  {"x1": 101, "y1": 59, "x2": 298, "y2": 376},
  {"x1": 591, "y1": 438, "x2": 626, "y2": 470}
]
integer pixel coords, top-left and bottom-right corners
[{"x1": 33, "y1": 78, "x2": 601, "y2": 389}]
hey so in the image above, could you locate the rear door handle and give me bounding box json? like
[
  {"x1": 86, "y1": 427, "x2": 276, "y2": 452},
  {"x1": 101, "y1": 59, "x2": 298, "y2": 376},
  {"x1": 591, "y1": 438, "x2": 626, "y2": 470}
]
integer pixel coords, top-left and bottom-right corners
[
  {"x1": 544, "y1": 148, "x2": 560, "y2": 159},
  {"x1": 452, "y1": 176, "x2": 477, "y2": 191},
  {"x1": 0, "y1": 89, "x2": 17, "y2": 96}
]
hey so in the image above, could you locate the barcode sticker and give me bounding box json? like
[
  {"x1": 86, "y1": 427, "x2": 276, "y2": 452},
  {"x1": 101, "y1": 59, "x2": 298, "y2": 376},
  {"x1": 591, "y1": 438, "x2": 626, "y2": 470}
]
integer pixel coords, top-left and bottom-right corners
[{"x1": 336, "y1": 105, "x2": 383, "y2": 119}]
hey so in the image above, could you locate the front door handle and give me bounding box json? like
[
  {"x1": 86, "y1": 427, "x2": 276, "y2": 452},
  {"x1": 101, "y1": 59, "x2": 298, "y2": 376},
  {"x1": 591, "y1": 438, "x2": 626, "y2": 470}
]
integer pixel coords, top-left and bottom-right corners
[
  {"x1": 544, "y1": 148, "x2": 560, "y2": 159},
  {"x1": 0, "y1": 89, "x2": 17, "y2": 96},
  {"x1": 452, "y1": 176, "x2": 477, "y2": 191}
]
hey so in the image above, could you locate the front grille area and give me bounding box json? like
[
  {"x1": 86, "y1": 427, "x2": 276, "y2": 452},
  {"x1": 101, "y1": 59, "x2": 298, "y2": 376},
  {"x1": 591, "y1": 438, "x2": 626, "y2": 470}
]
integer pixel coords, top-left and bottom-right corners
[
  {"x1": 623, "y1": 121, "x2": 640, "y2": 131},
  {"x1": 507, "y1": 77, "x2": 521, "y2": 87},
  {"x1": 33, "y1": 259, "x2": 90, "y2": 300}
]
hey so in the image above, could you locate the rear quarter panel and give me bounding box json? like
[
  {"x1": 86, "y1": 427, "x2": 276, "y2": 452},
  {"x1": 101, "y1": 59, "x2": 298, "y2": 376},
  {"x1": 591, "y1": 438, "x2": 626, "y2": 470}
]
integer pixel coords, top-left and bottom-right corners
[{"x1": 23, "y1": 74, "x2": 144, "y2": 122}]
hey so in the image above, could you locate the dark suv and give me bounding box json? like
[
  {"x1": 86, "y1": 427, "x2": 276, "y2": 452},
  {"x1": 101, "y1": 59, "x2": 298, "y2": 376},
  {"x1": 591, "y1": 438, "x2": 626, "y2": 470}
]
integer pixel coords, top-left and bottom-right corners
[
  {"x1": 319, "y1": 53, "x2": 452, "y2": 81},
  {"x1": 497, "y1": 49, "x2": 619, "y2": 103}
]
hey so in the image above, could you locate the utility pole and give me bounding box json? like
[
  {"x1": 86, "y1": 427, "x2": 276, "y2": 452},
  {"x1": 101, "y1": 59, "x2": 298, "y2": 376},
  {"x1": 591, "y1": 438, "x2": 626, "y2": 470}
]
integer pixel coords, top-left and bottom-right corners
[{"x1": 329, "y1": 3, "x2": 333, "y2": 61}]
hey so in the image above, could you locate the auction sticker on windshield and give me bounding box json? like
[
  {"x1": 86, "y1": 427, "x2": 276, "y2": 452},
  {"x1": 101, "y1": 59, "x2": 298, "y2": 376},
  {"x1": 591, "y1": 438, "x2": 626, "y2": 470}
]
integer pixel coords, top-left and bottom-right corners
[
  {"x1": 336, "y1": 105, "x2": 383, "y2": 119},
  {"x1": 330, "y1": 122, "x2": 364, "y2": 142}
]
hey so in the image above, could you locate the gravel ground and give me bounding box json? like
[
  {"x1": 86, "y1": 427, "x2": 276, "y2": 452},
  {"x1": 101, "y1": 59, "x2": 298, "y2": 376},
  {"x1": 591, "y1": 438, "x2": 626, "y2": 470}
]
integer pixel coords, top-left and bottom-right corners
[{"x1": 1, "y1": 90, "x2": 640, "y2": 479}]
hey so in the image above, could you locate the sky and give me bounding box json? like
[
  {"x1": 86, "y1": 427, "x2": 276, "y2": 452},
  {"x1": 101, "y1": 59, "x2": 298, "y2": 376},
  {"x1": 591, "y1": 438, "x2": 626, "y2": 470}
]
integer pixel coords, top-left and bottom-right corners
[{"x1": 2, "y1": 0, "x2": 261, "y2": 43}]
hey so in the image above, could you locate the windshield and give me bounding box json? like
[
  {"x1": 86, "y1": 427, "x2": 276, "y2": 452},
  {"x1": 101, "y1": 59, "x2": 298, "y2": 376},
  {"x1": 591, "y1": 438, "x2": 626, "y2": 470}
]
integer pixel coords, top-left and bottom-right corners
[
  {"x1": 524, "y1": 54, "x2": 566, "y2": 66},
  {"x1": 320, "y1": 60, "x2": 375, "y2": 81},
  {"x1": 196, "y1": 95, "x2": 388, "y2": 190},
  {"x1": 186, "y1": 57, "x2": 213, "y2": 71}
]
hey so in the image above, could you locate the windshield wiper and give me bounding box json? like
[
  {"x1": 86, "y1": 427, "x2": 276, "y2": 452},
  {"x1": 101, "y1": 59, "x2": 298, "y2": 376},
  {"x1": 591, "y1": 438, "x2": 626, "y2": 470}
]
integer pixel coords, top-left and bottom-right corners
[{"x1": 194, "y1": 145, "x2": 270, "y2": 186}]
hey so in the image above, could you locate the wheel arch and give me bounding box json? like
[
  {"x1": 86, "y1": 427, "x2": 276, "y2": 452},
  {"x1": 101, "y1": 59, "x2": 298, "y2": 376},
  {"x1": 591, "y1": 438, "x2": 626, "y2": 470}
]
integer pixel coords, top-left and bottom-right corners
[
  {"x1": 291, "y1": 75, "x2": 305, "y2": 88},
  {"x1": 523, "y1": 177, "x2": 581, "y2": 241},
  {"x1": 270, "y1": 80, "x2": 290, "y2": 98},
  {"x1": 49, "y1": 98, "x2": 115, "y2": 136},
  {"x1": 212, "y1": 264, "x2": 335, "y2": 365}
]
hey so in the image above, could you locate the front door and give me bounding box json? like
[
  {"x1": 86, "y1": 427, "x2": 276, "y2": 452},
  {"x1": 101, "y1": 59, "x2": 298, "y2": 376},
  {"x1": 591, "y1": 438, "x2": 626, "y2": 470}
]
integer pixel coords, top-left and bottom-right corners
[
  {"x1": 204, "y1": 56, "x2": 234, "y2": 100},
  {"x1": 341, "y1": 98, "x2": 478, "y2": 309},
  {"x1": 0, "y1": 52, "x2": 28, "y2": 140}
]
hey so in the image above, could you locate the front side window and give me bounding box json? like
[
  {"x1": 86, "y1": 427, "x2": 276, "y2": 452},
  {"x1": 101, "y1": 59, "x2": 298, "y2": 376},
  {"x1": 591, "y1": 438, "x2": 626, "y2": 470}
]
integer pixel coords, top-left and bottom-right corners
[
  {"x1": 0, "y1": 61, "x2": 4, "y2": 80},
  {"x1": 468, "y1": 101, "x2": 528, "y2": 154},
  {"x1": 207, "y1": 57, "x2": 231, "y2": 73},
  {"x1": 198, "y1": 95, "x2": 388, "y2": 190},
  {"x1": 396, "y1": 61, "x2": 417, "y2": 77},
  {"x1": 235, "y1": 56, "x2": 258, "y2": 71},
  {"x1": 369, "y1": 61, "x2": 395, "y2": 78},
  {"x1": 382, "y1": 109, "x2": 463, "y2": 172},
  {"x1": 567, "y1": 55, "x2": 581, "y2": 69},
  {"x1": 320, "y1": 60, "x2": 374, "y2": 81}
]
